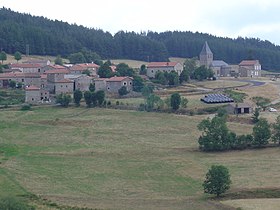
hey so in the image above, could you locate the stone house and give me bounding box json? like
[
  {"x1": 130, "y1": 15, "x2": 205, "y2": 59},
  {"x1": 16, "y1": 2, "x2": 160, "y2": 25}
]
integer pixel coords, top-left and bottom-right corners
[
  {"x1": 25, "y1": 85, "x2": 41, "y2": 104},
  {"x1": 69, "y1": 63, "x2": 99, "y2": 76},
  {"x1": 0, "y1": 72, "x2": 41, "y2": 88},
  {"x1": 239, "y1": 60, "x2": 261, "y2": 77},
  {"x1": 41, "y1": 64, "x2": 67, "y2": 74},
  {"x1": 94, "y1": 78, "x2": 107, "y2": 92},
  {"x1": 54, "y1": 79, "x2": 74, "y2": 95},
  {"x1": 10, "y1": 63, "x2": 42, "y2": 74},
  {"x1": 146, "y1": 62, "x2": 183, "y2": 78},
  {"x1": 46, "y1": 69, "x2": 70, "y2": 93},
  {"x1": 25, "y1": 85, "x2": 50, "y2": 104},
  {"x1": 23, "y1": 59, "x2": 51, "y2": 67},
  {"x1": 94, "y1": 76, "x2": 133, "y2": 93},
  {"x1": 106, "y1": 76, "x2": 133, "y2": 93},
  {"x1": 64, "y1": 74, "x2": 93, "y2": 91}
]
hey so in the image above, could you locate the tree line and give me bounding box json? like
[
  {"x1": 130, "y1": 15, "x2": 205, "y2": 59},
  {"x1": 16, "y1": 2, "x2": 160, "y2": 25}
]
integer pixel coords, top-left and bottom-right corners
[
  {"x1": 2, "y1": 8, "x2": 280, "y2": 70},
  {"x1": 198, "y1": 112, "x2": 280, "y2": 152}
]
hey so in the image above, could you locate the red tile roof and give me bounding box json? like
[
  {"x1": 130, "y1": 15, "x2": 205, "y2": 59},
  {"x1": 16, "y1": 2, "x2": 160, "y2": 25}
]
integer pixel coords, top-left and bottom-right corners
[
  {"x1": 0, "y1": 72, "x2": 40, "y2": 78},
  {"x1": 48, "y1": 64, "x2": 66, "y2": 69},
  {"x1": 70, "y1": 63, "x2": 100, "y2": 71},
  {"x1": 106, "y1": 76, "x2": 133, "y2": 82},
  {"x1": 147, "y1": 62, "x2": 178, "y2": 68},
  {"x1": 10, "y1": 63, "x2": 41, "y2": 68},
  {"x1": 41, "y1": 74, "x2": 47, "y2": 79},
  {"x1": 239, "y1": 60, "x2": 260, "y2": 66},
  {"x1": 46, "y1": 69, "x2": 70, "y2": 74},
  {"x1": 25, "y1": 85, "x2": 40, "y2": 91},
  {"x1": 56, "y1": 79, "x2": 73, "y2": 83}
]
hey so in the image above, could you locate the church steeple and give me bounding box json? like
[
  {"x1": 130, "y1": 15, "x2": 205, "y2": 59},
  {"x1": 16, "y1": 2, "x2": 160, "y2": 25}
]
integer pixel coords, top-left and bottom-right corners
[{"x1": 199, "y1": 41, "x2": 213, "y2": 68}]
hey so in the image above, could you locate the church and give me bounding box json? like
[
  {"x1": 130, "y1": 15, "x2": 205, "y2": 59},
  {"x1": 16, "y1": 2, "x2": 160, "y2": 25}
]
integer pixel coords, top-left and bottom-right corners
[{"x1": 199, "y1": 42, "x2": 261, "y2": 78}]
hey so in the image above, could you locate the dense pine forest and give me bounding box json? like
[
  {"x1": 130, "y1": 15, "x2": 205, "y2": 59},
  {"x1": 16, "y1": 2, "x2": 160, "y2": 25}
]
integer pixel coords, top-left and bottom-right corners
[{"x1": 1, "y1": 7, "x2": 280, "y2": 70}]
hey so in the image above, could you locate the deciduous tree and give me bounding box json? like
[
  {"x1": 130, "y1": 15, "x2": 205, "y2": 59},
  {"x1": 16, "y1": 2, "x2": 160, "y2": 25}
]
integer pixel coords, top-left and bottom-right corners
[
  {"x1": 170, "y1": 93, "x2": 181, "y2": 110},
  {"x1": 203, "y1": 165, "x2": 231, "y2": 197},
  {"x1": 14, "y1": 51, "x2": 22, "y2": 63},
  {"x1": 252, "y1": 118, "x2": 271, "y2": 147},
  {"x1": 73, "y1": 90, "x2": 83, "y2": 106}
]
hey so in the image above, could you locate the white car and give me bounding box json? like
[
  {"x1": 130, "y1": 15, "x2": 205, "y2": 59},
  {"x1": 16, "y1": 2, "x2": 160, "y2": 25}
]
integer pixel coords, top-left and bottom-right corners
[{"x1": 269, "y1": 107, "x2": 277, "y2": 112}]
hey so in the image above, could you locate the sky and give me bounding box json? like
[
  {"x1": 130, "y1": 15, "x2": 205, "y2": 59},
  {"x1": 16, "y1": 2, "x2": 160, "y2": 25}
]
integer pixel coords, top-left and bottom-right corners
[{"x1": 2, "y1": 0, "x2": 280, "y2": 45}]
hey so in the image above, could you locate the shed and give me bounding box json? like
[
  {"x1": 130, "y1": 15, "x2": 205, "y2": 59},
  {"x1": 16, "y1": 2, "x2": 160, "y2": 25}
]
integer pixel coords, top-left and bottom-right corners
[{"x1": 226, "y1": 103, "x2": 252, "y2": 114}]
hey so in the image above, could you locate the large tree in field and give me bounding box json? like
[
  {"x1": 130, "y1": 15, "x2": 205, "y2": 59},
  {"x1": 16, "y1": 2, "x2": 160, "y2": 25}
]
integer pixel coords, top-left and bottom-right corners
[
  {"x1": 0, "y1": 51, "x2": 7, "y2": 64},
  {"x1": 14, "y1": 51, "x2": 22, "y2": 63},
  {"x1": 198, "y1": 116, "x2": 235, "y2": 151},
  {"x1": 252, "y1": 118, "x2": 271, "y2": 147},
  {"x1": 203, "y1": 165, "x2": 231, "y2": 197}
]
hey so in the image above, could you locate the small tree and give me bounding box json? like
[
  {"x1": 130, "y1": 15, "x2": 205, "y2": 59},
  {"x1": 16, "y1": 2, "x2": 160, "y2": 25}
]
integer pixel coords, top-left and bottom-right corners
[
  {"x1": 118, "y1": 86, "x2": 128, "y2": 96},
  {"x1": 141, "y1": 85, "x2": 153, "y2": 98},
  {"x1": 179, "y1": 69, "x2": 189, "y2": 83},
  {"x1": 14, "y1": 51, "x2": 22, "y2": 63},
  {"x1": 181, "y1": 97, "x2": 188, "y2": 108},
  {"x1": 139, "y1": 64, "x2": 147, "y2": 75},
  {"x1": 95, "y1": 90, "x2": 105, "y2": 106},
  {"x1": 170, "y1": 93, "x2": 181, "y2": 110},
  {"x1": 272, "y1": 115, "x2": 280, "y2": 144},
  {"x1": 252, "y1": 108, "x2": 260, "y2": 123},
  {"x1": 84, "y1": 91, "x2": 92, "y2": 107},
  {"x1": 73, "y1": 90, "x2": 83, "y2": 106},
  {"x1": 203, "y1": 165, "x2": 231, "y2": 197},
  {"x1": 0, "y1": 51, "x2": 7, "y2": 64},
  {"x1": 56, "y1": 93, "x2": 71, "y2": 107},
  {"x1": 9, "y1": 80, "x2": 16, "y2": 88},
  {"x1": 145, "y1": 94, "x2": 163, "y2": 111},
  {"x1": 54, "y1": 55, "x2": 63, "y2": 65},
  {"x1": 252, "y1": 118, "x2": 271, "y2": 147}
]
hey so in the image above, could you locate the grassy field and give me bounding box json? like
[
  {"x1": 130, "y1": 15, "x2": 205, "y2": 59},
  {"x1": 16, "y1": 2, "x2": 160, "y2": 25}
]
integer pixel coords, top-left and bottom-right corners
[{"x1": 0, "y1": 106, "x2": 279, "y2": 210}]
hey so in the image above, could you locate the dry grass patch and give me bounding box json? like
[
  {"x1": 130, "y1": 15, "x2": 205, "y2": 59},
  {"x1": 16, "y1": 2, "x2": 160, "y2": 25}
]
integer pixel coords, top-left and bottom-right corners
[{"x1": 222, "y1": 198, "x2": 280, "y2": 210}]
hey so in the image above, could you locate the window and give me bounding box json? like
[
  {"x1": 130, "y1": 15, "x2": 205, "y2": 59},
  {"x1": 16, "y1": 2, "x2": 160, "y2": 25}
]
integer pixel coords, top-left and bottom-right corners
[
  {"x1": 61, "y1": 85, "x2": 63, "y2": 87},
  {"x1": 38, "y1": 69, "x2": 40, "y2": 73},
  {"x1": 129, "y1": 82, "x2": 132, "y2": 85},
  {"x1": 123, "y1": 82, "x2": 127, "y2": 86},
  {"x1": 22, "y1": 79, "x2": 24, "y2": 82},
  {"x1": 66, "y1": 85, "x2": 68, "y2": 88},
  {"x1": 151, "y1": 70, "x2": 154, "y2": 73}
]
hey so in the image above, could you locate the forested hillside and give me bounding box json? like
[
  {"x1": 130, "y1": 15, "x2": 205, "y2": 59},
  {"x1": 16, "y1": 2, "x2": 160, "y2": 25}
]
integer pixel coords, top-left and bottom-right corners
[{"x1": 1, "y1": 7, "x2": 280, "y2": 70}]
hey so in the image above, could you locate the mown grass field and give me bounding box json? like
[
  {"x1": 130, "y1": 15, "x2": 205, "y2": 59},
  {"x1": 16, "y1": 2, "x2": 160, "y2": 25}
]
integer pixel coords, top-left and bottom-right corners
[{"x1": 0, "y1": 106, "x2": 280, "y2": 210}]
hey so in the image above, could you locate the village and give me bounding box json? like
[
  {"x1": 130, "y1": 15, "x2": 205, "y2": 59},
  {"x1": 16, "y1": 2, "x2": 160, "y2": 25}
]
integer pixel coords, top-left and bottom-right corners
[{"x1": 0, "y1": 42, "x2": 263, "y2": 109}]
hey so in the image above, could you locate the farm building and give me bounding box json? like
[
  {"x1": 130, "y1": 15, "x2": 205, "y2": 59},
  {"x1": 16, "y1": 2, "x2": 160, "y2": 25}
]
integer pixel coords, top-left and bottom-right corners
[
  {"x1": 146, "y1": 62, "x2": 183, "y2": 78},
  {"x1": 226, "y1": 103, "x2": 252, "y2": 114}
]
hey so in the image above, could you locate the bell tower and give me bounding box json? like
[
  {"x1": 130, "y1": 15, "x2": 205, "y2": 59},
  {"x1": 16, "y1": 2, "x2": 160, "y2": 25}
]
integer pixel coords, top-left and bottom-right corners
[{"x1": 199, "y1": 41, "x2": 213, "y2": 68}]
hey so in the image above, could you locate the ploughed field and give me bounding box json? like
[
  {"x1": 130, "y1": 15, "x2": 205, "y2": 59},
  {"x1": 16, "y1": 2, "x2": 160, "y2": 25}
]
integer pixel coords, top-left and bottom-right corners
[{"x1": 0, "y1": 107, "x2": 279, "y2": 210}]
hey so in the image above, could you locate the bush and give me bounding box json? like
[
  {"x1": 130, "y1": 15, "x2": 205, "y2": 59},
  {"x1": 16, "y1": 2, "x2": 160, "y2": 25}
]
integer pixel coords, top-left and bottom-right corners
[
  {"x1": 118, "y1": 86, "x2": 129, "y2": 96},
  {"x1": 56, "y1": 93, "x2": 71, "y2": 107},
  {"x1": 21, "y1": 104, "x2": 31, "y2": 111}
]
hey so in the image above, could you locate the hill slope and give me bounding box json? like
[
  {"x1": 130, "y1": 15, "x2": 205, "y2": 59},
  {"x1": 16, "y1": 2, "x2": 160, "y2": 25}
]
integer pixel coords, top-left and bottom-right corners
[{"x1": 1, "y1": 7, "x2": 280, "y2": 70}]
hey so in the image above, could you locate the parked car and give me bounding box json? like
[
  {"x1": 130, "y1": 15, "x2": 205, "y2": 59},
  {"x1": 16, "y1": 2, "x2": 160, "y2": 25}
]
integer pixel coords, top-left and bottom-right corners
[{"x1": 269, "y1": 107, "x2": 277, "y2": 112}]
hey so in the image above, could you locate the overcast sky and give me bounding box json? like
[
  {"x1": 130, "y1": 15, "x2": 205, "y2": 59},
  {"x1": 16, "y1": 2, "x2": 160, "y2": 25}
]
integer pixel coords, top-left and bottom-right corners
[{"x1": 2, "y1": 0, "x2": 280, "y2": 45}]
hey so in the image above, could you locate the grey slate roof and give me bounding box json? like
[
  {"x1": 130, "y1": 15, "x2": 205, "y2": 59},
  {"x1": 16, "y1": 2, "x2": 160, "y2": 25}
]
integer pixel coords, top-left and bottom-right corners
[
  {"x1": 211, "y1": 60, "x2": 228, "y2": 67},
  {"x1": 200, "y1": 41, "x2": 213, "y2": 55}
]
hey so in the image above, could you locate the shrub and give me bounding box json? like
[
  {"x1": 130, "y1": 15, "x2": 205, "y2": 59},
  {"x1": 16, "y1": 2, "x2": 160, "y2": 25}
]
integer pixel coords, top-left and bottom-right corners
[
  {"x1": 21, "y1": 104, "x2": 31, "y2": 111},
  {"x1": 118, "y1": 86, "x2": 129, "y2": 96}
]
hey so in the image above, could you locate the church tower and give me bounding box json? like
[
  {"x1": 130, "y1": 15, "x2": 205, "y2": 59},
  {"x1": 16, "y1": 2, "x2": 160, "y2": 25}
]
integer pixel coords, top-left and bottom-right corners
[{"x1": 199, "y1": 41, "x2": 213, "y2": 68}]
